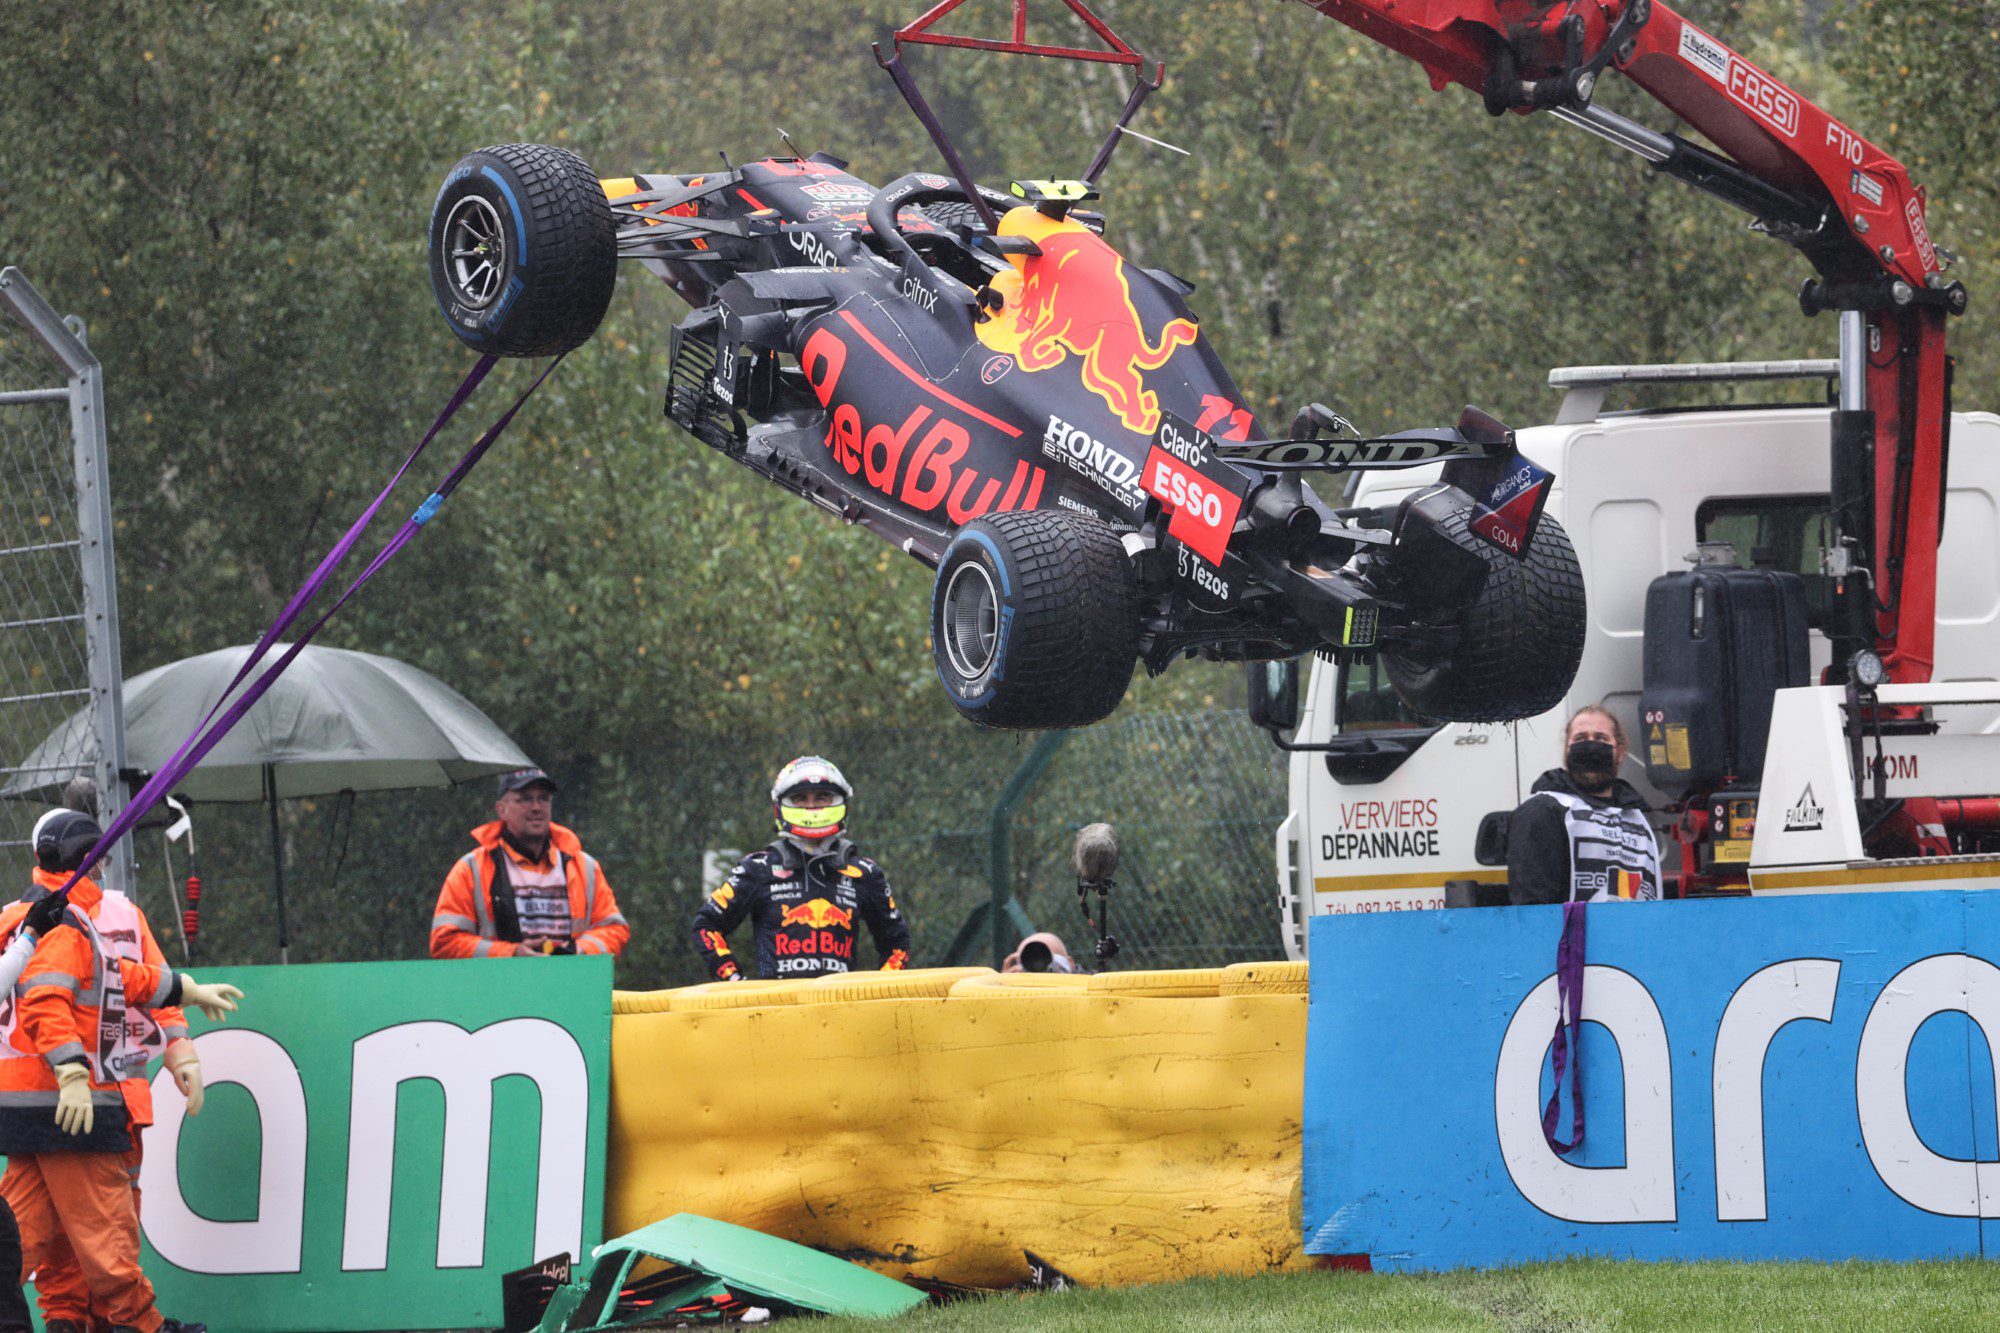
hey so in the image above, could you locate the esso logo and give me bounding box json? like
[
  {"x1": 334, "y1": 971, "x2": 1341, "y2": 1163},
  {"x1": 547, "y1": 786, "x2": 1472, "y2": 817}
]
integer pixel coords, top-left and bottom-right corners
[
  {"x1": 1152, "y1": 458, "x2": 1225, "y2": 527},
  {"x1": 981, "y1": 356, "x2": 1013, "y2": 385}
]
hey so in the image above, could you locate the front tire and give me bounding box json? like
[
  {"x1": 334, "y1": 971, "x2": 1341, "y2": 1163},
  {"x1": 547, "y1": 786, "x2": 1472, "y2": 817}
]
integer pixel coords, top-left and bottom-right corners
[
  {"x1": 1384, "y1": 508, "x2": 1585, "y2": 722},
  {"x1": 428, "y1": 143, "x2": 617, "y2": 357},
  {"x1": 931, "y1": 511, "x2": 1139, "y2": 730}
]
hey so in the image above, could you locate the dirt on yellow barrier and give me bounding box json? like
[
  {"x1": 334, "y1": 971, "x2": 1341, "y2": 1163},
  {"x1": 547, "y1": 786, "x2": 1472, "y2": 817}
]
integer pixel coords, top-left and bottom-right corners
[{"x1": 606, "y1": 964, "x2": 1310, "y2": 1289}]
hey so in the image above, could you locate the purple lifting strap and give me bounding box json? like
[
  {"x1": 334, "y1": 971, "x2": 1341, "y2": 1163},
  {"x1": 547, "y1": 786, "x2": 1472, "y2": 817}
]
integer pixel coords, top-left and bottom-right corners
[
  {"x1": 1542, "y1": 899, "x2": 1588, "y2": 1155},
  {"x1": 53, "y1": 352, "x2": 563, "y2": 896}
]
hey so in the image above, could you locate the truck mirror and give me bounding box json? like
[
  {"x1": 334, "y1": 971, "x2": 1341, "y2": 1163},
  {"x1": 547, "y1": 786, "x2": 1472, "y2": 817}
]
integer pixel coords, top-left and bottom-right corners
[
  {"x1": 1474, "y1": 810, "x2": 1511, "y2": 867},
  {"x1": 1247, "y1": 659, "x2": 1301, "y2": 733}
]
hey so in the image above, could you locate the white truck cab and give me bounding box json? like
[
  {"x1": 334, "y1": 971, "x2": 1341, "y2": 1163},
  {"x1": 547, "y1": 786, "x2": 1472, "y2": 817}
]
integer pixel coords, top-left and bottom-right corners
[{"x1": 1271, "y1": 362, "x2": 2000, "y2": 958}]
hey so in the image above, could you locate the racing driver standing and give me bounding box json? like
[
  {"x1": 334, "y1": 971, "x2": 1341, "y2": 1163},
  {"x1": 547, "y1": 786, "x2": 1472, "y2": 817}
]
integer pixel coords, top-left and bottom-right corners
[{"x1": 691, "y1": 756, "x2": 912, "y2": 980}]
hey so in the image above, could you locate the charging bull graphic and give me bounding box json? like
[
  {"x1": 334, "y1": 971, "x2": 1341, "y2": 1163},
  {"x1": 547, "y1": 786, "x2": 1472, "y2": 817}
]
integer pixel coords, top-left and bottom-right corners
[
  {"x1": 778, "y1": 898, "x2": 855, "y2": 931},
  {"x1": 979, "y1": 221, "x2": 1199, "y2": 436}
]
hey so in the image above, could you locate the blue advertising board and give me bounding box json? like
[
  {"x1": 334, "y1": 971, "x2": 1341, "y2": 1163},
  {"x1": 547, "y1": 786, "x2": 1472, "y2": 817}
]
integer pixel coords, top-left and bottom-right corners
[{"x1": 1303, "y1": 890, "x2": 2000, "y2": 1270}]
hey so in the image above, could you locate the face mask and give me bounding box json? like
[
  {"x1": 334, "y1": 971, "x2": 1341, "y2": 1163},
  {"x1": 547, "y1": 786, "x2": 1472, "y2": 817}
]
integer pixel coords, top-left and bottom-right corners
[{"x1": 1566, "y1": 738, "x2": 1616, "y2": 781}]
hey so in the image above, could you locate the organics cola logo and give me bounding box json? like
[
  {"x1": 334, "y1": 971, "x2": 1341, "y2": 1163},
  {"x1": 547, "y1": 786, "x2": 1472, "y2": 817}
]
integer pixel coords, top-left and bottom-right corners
[
  {"x1": 975, "y1": 228, "x2": 1197, "y2": 434},
  {"x1": 802, "y1": 181, "x2": 874, "y2": 204}
]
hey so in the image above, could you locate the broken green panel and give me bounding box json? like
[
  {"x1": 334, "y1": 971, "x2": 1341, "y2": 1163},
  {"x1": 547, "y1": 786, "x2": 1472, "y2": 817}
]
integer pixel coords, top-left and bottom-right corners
[{"x1": 534, "y1": 1213, "x2": 927, "y2": 1329}]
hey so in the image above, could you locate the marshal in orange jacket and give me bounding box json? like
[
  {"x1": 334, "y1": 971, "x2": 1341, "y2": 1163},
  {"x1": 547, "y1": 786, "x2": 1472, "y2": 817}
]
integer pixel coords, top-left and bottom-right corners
[
  {"x1": 431, "y1": 821, "x2": 629, "y2": 959},
  {"x1": 0, "y1": 870, "x2": 189, "y2": 1154}
]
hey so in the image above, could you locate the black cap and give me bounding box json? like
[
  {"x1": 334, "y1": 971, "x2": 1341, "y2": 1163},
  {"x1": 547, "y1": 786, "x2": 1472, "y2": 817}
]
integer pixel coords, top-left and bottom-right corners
[
  {"x1": 497, "y1": 768, "x2": 558, "y2": 796},
  {"x1": 33, "y1": 808, "x2": 101, "y2": 874}
]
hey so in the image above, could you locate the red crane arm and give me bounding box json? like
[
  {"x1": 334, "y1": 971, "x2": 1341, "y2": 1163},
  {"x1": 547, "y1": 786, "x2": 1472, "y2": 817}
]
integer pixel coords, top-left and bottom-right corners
[
  {"x1": 1300, "y1": 0, "x2": 1936, "y2": 284},
  {"x1": 1292, "y1": 0, "x2": 1967, "y2": 685}
]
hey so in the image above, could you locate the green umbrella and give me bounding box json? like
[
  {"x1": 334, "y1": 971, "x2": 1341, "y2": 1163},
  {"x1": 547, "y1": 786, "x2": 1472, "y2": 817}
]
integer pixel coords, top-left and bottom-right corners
[{"x1": 4, "y1": 643, "x2": 533, "y2": 960}]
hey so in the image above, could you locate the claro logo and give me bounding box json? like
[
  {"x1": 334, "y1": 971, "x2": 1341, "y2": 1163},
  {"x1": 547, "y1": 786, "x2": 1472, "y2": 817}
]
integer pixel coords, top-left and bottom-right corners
[{"x1": 1495, "y1": 955, "x2": 2000, "y2": 1222}]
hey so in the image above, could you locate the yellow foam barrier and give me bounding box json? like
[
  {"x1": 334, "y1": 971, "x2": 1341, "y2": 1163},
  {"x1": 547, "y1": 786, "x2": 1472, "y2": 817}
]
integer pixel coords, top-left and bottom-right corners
[
  {"x1": 794, "y1": 967, "x2": 996, "y2": 1004},
  {"x1": 1087, "y1": 967, "x2": 1224, "y2": 997},
  {"x1": 947, "y1": 970, "x2": 1090, "y2": 997},
  {"x1": 664, "y1": 979, "x2": 807, "y2": 1012},
  {"x1": 607, "y1": 964, "x2": 1309, "y2": 1289}
]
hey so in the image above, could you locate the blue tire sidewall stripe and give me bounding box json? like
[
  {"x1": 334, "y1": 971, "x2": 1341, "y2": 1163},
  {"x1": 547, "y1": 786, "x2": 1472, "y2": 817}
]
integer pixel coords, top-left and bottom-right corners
[
  {"x1": 479, "y1": 165, "x2": 530, "y2": 270},
  {"x1": 933, "y1": 528, "x2": 1016, "y2": 709}
]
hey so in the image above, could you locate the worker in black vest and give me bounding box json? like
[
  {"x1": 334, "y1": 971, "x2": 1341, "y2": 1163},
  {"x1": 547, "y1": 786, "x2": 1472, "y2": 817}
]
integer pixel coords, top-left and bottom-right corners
[{"x1": 1507, "y1": 705, "x2": 1663, "y2": 904}]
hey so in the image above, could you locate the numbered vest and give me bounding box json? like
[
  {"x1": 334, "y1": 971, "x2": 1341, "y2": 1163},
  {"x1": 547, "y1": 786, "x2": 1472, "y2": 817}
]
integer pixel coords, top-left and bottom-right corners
[
  {"x1": 1544, "y1": 792, "x2": 1662, "y2": 903},
  {"x1": 0, "y1": 890, "x2": 160, "y2": 1083}
]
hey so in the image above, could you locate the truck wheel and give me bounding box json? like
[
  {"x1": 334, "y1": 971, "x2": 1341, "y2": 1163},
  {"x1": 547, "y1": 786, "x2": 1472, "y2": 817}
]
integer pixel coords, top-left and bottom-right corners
[
  {"x1": 931, "y1": 510, "x2": 1139, "y2": 729},
  {"x1": 1384, "y1": 508, "x2": 1585, "y2": 722},
  {"x1": 428, "y1": 143, "x2": 617, "y2": 357}
]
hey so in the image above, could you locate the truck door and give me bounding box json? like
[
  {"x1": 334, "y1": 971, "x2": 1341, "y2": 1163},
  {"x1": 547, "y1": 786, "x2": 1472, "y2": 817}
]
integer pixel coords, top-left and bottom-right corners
[{"x1": 1289, "y1": 654, "x2": 1520, "y2": 930}]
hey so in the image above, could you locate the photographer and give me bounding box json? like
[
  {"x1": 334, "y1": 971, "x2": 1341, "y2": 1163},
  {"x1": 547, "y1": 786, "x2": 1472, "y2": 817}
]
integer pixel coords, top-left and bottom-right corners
[{"x1": 1002, "y1": 932, "x2": 1080, "y2": 975}]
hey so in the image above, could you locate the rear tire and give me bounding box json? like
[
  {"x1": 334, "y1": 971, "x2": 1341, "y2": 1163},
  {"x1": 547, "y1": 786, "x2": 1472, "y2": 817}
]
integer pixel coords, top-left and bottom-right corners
[
  {"x1": 931, "y1": 510, "x2": 1139, "y2": 730},
  {"x1": 1384, "y1": 508, "x2": 1585, "y2": 722},
  {"x1": 428, "y1": 143, "x2": 617, "y2": 357}
]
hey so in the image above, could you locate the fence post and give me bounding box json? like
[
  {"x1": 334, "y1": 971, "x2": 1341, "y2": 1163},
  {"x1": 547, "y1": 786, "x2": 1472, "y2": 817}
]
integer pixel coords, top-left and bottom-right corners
[
  {"x1": 987, "y1": 730, "x2": 1070, "y2": 968},
  {"x1": 0, "y1": 269, "x2": 130, "y2": 896}
]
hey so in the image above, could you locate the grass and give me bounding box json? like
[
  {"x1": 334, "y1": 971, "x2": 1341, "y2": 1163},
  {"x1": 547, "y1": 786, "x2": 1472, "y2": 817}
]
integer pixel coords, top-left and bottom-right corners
[{"x1": 805, "y1": 1259, "x2": 2000, "y2": 1331}]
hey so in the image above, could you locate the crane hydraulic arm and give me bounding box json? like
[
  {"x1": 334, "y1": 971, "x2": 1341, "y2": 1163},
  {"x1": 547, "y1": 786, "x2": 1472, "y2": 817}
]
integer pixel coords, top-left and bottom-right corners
[{"x1": 1293, "y1": 0, "x2": 1967, "y2": 686}]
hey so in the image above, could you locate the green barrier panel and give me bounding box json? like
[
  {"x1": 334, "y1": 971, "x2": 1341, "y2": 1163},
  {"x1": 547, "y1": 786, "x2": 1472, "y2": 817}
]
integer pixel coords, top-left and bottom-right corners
[{"x1": 120, "y1": 956, "x2": 611, "y2": 1332}]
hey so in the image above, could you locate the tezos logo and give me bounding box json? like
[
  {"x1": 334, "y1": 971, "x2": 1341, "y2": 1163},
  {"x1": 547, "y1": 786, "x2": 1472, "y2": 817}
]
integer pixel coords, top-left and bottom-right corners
[
  {"x1": 981, "y1": 356, "x2": 1013, "y2": 385},
  {"x1": 1784, "y1": 785, "x2": 1825, "y2": 833}
]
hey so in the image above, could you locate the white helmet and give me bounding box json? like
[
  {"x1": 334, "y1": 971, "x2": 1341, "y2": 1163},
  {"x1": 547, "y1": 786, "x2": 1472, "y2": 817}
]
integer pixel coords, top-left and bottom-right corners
[{"x1": 771, "y1": 755, "x2": 852, "y2": 842}]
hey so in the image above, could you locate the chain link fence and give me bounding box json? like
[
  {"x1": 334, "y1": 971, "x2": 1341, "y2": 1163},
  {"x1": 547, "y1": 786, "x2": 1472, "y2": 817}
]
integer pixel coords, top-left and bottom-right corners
[
  {"x1": 0, "y1": 269, "x2": 128, "y2": 891},
  {"x1": 123, "y1": 708, "x2": 1289, "y2": 985}
]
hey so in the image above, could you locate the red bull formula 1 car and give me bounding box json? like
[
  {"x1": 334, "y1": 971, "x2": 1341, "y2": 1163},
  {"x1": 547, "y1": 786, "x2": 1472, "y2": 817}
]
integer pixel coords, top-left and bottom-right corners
[{"x1": 426, "y1": 3, "x2": 1584, "y2": 730}]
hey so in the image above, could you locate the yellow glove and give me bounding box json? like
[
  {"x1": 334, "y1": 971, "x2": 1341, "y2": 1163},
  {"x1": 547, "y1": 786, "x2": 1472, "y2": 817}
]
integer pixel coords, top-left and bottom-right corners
[
  {"x1": 178, "y1": 972, "x2": 242, "y2": 1022},
  {"x1": 54, "y1": 1063, "x2": 92, "y2": 1136},
  {"x1": 164, "y1": 1038, "x2": 204, "y2": 1117}
]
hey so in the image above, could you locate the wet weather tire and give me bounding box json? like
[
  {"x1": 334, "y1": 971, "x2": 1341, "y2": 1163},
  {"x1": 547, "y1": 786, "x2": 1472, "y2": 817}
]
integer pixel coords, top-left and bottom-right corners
[
  {"x1": 1384, "y1": 509, "x2": 1585, "y2": 722},
  {"x1": 429, "y1": 143, "x2": 617, "y2": 357},
  {"x1": 931, "y1": 510, "x2": 1139, "y2": 730}
]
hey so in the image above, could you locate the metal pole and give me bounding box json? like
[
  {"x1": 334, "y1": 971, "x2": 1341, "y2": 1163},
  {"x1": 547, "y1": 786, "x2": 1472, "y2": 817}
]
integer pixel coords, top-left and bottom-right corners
[
  {"x1": 1838, "y1": 309, "x2": 1869, "y2": 411},
  {"x1": 0, "y1": 269, "x2": 131, "y2": 897},
  {"x1": 69, "y1": 318, "x2": 131, "y2": 899},
  {"x1": 987, "y1": 731, "x2": 1071, "y2": 968},
  {"x1": 266, "y1": 763, "x2": 291, "y2": 965}
]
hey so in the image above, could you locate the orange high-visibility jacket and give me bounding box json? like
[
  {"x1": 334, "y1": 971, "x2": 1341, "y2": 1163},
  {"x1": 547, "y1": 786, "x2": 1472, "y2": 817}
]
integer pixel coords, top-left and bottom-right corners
[
  {"x1": 0, "y1": 870, "x2": 188, "y2": 1154},
  {"x1": 431, "y1": 821, "x2": 629, "y2": 959}
]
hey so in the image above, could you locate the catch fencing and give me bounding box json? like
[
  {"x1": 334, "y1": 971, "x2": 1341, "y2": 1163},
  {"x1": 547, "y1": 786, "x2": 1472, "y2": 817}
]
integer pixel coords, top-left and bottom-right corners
[
  {"x1": 0, "y1": 268, "x2": 129, "y2": 892},
  {"x1": 155, "y1": 708, "x2": 1290, "y2": 985}
]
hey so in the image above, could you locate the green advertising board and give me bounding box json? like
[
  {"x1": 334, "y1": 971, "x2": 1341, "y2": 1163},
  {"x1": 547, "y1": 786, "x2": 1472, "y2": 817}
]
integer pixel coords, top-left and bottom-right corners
[{"x1": 128, "y1": 956, "x2": 611, "y2": 1332}]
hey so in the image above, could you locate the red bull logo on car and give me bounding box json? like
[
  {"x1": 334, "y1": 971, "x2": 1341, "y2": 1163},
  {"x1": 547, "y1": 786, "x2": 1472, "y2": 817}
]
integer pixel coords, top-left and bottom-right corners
[{"x1": 978, "y1": 214, "x2": 1197, "y2": 436}]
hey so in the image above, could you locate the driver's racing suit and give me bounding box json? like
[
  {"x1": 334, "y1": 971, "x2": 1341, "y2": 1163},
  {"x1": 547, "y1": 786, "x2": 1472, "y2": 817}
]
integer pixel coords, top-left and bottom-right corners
[{"x1": 692, "y1": 837, "x2": 911, "y2": 980}]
